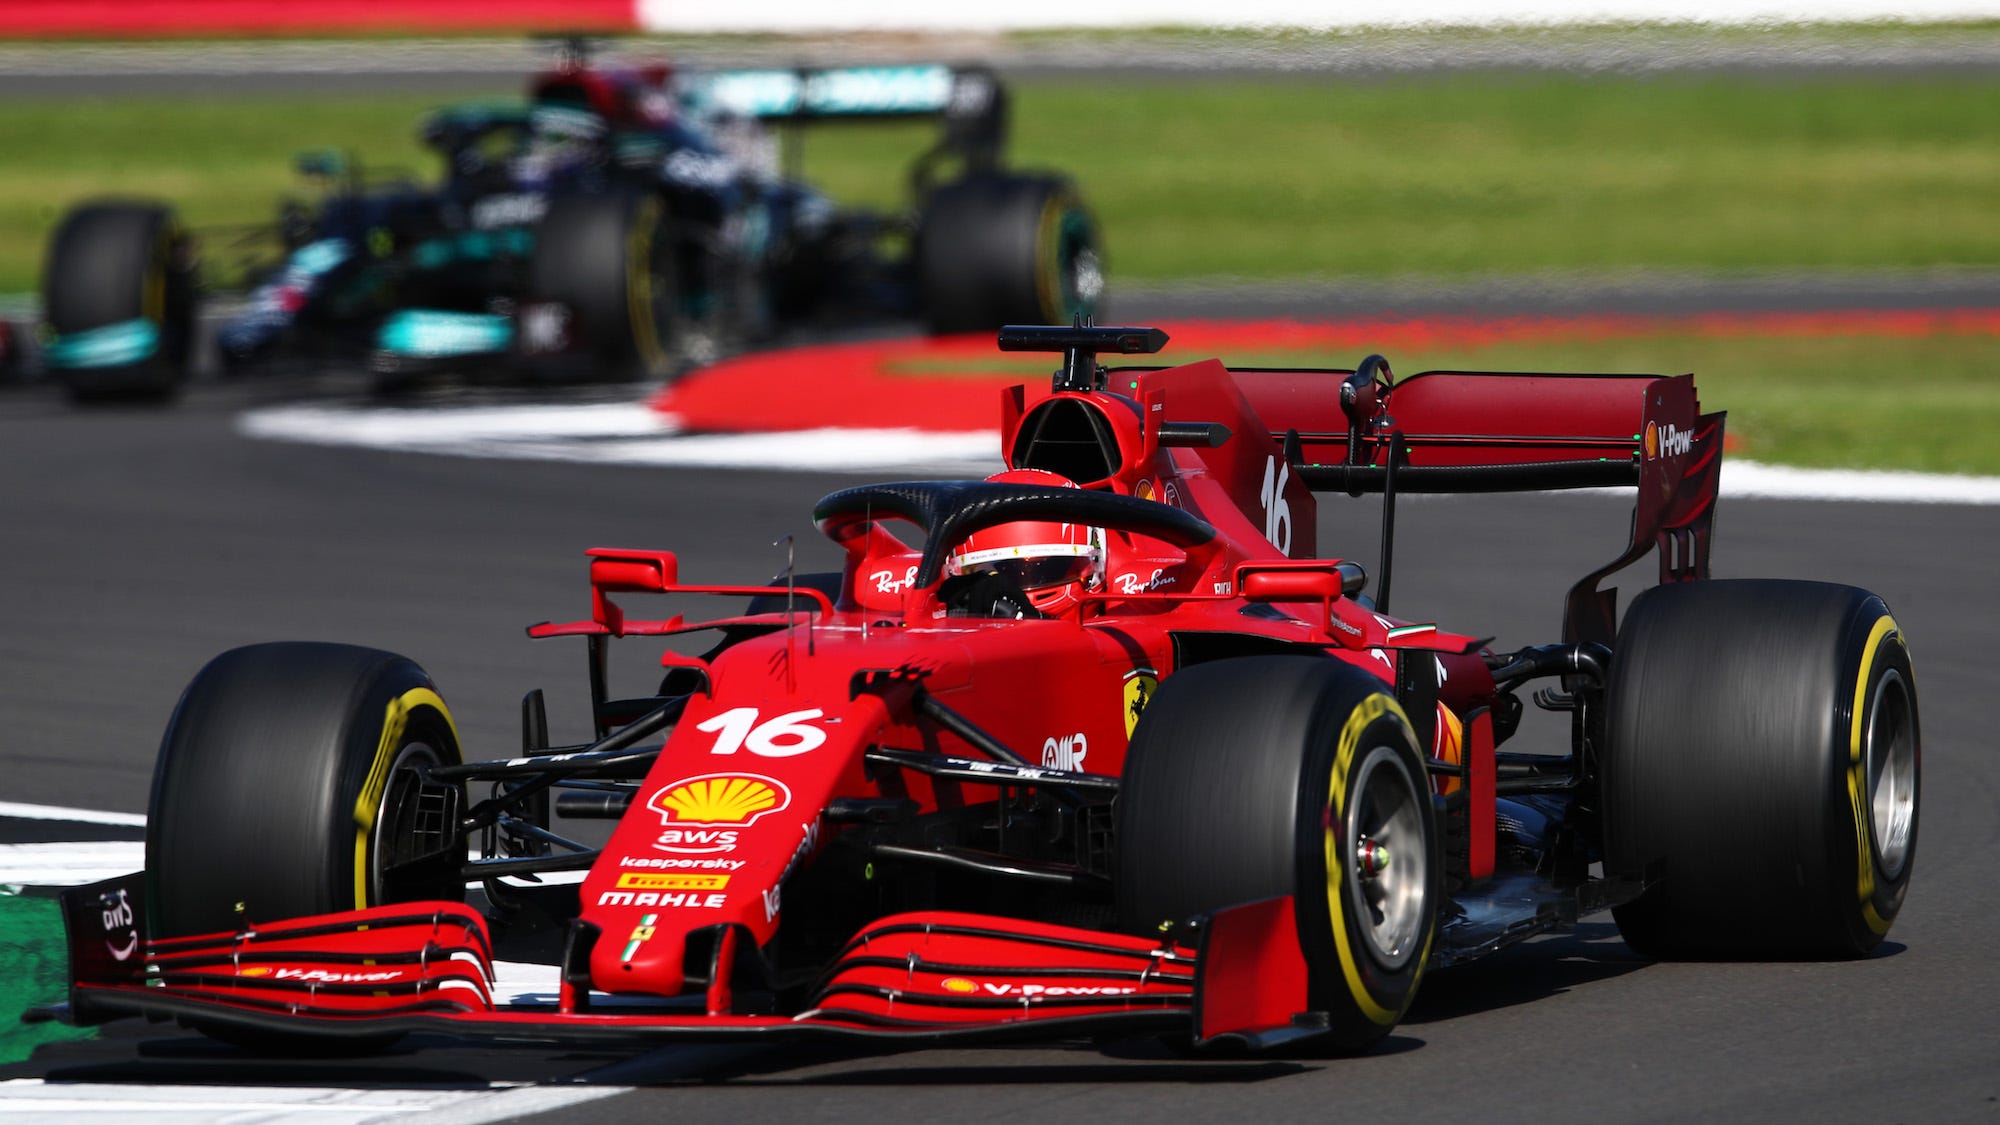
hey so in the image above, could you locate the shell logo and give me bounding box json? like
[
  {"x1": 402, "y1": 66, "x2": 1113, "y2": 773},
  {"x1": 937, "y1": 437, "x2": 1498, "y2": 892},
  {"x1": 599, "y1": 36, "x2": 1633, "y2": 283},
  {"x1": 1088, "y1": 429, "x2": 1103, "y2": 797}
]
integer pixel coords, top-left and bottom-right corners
[
  {"x1": 649, "y1": 773, "x2": 792, "y2": 828},
  {"x1": 1643, "y1": 420, "x2": 1659, "y2": 460},
  {"x1": 239, "y1": 967, "x2": 272, "y2": 977},
  {"x1": 940, "y1": 977, "x2": 979, "y2": 994}
]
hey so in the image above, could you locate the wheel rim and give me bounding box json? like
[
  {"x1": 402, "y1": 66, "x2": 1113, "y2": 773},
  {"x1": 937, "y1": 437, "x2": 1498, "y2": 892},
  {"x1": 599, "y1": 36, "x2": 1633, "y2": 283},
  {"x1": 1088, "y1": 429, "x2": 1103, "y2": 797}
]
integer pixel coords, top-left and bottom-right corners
[
  {"x1": 369, "y1": 740, "x2": 456, "y2": 904},
  {"x1": 1346, "y1": 744, "x2": 1427, "y2": 970},
  {"x1": 1866, "y1": 668, "x2": 1917, "y2": 880},
  {"x1": 624, "y1": 197, "x2": 673, "y2": 373}
]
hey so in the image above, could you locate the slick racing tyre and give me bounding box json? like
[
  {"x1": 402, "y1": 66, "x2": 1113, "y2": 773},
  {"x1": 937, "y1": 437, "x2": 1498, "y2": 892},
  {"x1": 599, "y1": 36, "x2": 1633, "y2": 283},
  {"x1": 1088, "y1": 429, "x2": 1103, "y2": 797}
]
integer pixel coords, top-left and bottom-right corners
[
  {"x1": 1118, "y1": 656, "x2": 1439, "y2": 1053},
  {"x1": 1601, "y1": 580, "x2": 1919, "y2": 958},
  {"x1": 147, "y1": 642, "x2": 467, "y2": 941},
  {"x1": 915, "y1": 174, "x2": 1102, "y2": 334},
  {"x1": 531, "y1": 191, "x2": 678, "y2": 379},
  {"x1": 42, "y1": 201, "x2": 196, "y2": 402}
]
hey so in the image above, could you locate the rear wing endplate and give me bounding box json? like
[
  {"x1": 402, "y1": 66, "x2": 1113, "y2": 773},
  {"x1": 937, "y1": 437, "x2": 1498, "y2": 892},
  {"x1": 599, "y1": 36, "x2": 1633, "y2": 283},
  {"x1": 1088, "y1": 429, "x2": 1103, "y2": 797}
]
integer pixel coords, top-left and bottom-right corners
[
  {"x1": 1228, "y1": 362, "x2": 1725, "y2": 646},
  {"x1": 1208, "y1": 358, "x2": 1728, "y2": 640}
]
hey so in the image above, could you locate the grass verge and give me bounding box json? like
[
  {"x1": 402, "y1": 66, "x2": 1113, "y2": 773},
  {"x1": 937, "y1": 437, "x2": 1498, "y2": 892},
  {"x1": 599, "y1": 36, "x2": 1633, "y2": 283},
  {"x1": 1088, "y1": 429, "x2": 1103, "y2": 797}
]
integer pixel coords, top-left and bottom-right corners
[
  {"x1": 3, "y1": 70, "x2": 1997, "y2": 292},
  {"x1": 884, "y1": 312, "x2": 2000, "y2": 475},
  {"x1": 0, "y1": 891, "x2": 92, "y2": 1066}
]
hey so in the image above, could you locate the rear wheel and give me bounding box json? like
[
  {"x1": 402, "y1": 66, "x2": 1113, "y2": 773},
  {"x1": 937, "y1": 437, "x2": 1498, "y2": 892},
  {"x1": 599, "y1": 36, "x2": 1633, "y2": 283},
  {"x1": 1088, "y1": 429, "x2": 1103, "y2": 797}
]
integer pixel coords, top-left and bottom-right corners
[
  {"x1": 531, "y1": 191, "x2": 678, "y2": 379},
  {"x1": 915, "y1": 174, "x2": 1102, "y2": 334},
  {"x1": 42, "y1": 201, "x2": 196, "y2": 402},
  {"x1": 1118, "y1": 656, "x2": 1438, "y2": 1053},
  {"x1": 1601, "y1": 579, "x2": 1919, "y2": 958}
]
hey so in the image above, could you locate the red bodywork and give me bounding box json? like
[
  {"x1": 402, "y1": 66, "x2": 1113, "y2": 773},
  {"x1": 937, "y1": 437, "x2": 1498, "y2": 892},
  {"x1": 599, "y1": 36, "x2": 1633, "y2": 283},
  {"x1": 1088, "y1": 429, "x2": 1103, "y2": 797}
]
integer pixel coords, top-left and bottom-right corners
[
  {"x1": 529, "y1": 54, "x2": 677, "y2": 131},
  {"x1": 58, "y1": 334, "x2": 1721, "y2": 1047}
]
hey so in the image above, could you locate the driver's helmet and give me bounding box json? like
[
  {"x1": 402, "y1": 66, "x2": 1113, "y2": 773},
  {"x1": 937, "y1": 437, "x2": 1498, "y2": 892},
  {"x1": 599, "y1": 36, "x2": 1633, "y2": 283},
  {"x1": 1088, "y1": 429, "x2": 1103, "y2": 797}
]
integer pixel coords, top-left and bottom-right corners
[
  {"x1": 516, "y1": 104, "x2": 607, "y2": 180},
  {"x1": 946, "y1": 469, "x2": 1104, "y2": 617}
]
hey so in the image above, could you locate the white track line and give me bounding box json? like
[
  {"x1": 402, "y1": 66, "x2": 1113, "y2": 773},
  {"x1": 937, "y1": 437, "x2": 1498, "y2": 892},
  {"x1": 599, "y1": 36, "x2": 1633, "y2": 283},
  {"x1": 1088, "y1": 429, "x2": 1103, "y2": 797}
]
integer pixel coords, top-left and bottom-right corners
[
  {"x1": 0, "y1": 1080, "x2": 626, "y2": 1125},
  {"x1": 0, "y1": 842, "x2": 143, "y2": 888},
  {"x1": 238, "y1": 403, "x2": 998, "y2": 473},
  {"x1": 1722, "y1": 460, "x2": 2000, "y2": 504},
  {"x1": 0, "y1": 802, "x2": 145, "y2": 827},
  {"x1": 238, "y1": 400, "x2": 2000, "y2": 503}
]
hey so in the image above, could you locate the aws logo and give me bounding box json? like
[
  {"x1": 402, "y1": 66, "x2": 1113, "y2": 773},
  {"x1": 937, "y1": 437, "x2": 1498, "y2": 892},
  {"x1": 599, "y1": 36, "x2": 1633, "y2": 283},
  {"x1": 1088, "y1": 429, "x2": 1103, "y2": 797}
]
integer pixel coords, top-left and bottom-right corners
[
  {"x1": 1644, "y1": 420, "x2": 1694, "y2": 460},
  {"x1": 648, "y1": 773, "x2": 791, "y2": 854}
]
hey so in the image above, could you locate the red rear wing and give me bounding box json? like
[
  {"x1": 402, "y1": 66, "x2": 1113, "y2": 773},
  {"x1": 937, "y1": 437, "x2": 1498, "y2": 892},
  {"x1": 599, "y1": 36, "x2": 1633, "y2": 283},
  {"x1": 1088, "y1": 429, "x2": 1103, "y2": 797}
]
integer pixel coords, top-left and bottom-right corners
[{"x1": 1219, "y1": 362, "x2": 1724, "y2": 645}]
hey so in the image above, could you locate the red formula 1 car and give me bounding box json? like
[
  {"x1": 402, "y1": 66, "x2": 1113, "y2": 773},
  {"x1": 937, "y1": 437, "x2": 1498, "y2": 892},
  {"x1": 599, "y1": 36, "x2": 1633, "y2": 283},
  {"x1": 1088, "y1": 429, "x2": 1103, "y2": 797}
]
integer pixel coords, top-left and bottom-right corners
[{"x1": 37, "y1": 324, "x2": 1919, "y2": 1054}]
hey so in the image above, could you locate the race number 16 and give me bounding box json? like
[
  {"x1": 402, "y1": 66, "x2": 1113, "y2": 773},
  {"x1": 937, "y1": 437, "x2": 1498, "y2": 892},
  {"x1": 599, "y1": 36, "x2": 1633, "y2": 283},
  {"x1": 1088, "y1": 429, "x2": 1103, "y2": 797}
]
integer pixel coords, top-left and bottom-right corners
[
  {"x1": 1260, "y1": 456, "x2": 1293, "y2": 556},
  {"x1": 697, "y1": 707, "x2": 827, "y2": 757}
]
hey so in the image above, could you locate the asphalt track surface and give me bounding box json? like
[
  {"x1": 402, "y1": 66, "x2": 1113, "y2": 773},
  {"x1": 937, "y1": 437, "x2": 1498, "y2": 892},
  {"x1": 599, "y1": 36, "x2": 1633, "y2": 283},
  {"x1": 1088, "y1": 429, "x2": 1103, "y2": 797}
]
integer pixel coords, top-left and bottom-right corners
[
  {"x1": 1, "y1": 323, "x2": 1998, "y2": 1121},
  {"x1": 2, "y1": 38, "x2": 1996, "y2": 1124}
]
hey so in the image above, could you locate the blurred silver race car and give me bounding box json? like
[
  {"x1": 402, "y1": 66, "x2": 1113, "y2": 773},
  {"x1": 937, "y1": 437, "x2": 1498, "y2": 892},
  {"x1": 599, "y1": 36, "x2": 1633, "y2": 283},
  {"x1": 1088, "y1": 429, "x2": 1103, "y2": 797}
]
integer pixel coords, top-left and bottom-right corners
[{"x1": 41, "y1": 46, "x2": 1104, "y2": 399}]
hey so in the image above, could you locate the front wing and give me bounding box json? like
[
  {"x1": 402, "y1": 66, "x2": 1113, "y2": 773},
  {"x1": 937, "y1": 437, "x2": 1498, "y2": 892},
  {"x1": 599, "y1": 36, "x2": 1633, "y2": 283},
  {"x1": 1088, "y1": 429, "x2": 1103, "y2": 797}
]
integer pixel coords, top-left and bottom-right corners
[{"x1": 36, "y1": 875, "x2": 1323, "y2": 1051}]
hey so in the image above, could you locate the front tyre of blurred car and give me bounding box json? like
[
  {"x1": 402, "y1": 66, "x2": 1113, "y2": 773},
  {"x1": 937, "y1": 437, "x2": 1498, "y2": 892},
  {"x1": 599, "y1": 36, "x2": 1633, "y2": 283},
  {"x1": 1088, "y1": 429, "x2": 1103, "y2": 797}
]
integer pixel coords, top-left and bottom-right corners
[
  {"x1": 1117, "y1": 655, "x2": 1438, "y2": 1054},
  {"x1": 42, "y1": 201, "x2": 197, "y2": 403},
  {"x1": 1601, "y1": 579, "x2": 1920, "y2": 958}
]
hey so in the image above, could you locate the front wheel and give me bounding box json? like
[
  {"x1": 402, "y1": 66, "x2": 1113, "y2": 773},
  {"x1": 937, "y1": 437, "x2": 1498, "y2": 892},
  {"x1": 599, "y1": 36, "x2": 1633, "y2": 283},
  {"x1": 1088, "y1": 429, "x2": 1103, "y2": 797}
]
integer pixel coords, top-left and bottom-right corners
[
  {"x1": 1601, "y1": 579, "x2": 1920, "y2": 958},
  {"x1": 42, "y1": 200, "x2": 197, "y2": 402},
  {"x1": 1117, "y1": 656, "x2": 1438, "y2": 1053},
  {"x1": 147, "y1": 642, "x2": 467, "y2": 941}
]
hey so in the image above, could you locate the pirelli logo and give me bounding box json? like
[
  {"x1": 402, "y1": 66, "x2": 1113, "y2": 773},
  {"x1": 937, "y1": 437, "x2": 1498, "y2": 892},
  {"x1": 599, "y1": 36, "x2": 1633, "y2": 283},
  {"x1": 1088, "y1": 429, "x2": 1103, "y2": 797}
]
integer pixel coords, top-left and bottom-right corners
[{"x1": 615, "y1": 872, "x2": 730, "y2": 891}]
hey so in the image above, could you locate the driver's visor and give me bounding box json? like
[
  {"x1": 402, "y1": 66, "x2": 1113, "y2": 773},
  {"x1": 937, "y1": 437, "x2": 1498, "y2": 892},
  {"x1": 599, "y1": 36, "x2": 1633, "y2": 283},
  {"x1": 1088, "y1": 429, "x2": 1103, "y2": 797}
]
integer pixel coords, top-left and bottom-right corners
[{"x1": 947, "y1": 543, "x2": 1096, "y2": 591}]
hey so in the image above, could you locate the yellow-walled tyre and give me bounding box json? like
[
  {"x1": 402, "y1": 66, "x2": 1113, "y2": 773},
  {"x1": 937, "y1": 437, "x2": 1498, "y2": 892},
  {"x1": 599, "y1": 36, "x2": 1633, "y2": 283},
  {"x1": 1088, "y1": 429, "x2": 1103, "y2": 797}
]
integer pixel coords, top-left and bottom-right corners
[
  {"x1": 1602, "y1": 580, "x2": 1919, "y2": 958},
  {"x1": 531, "y1": 191, "x2": 676, "y2": 379},
  {"x1": 146, "y1": 642, "x2": 466, "y2": 941},
  {"x1": 1117, "y1": 655, "x2": 1439, "y2": 1053}
]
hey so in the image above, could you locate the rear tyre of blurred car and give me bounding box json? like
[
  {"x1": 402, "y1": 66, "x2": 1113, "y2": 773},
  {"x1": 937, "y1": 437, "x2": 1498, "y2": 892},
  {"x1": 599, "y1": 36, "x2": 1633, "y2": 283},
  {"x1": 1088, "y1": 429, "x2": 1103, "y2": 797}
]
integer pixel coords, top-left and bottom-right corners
[
  {"x1": 42, "y1": 201, "x2": 196, "y2": 402},
  {"x1": 1601, "y1": 579, "x2": 1919, "y2": 958},
  {"x1": 147, "y1": 642, "x2": 467, "y2": 1053},
  {"x1": 531, "y1": 191, "x2": 677, "y2": 380},
  {"x1": 1117, "y1": 655, "x2": 1438, "y2": 1054},
  {"x1": 915, "y1": 174, "x2": 1102, "y2": 334}
]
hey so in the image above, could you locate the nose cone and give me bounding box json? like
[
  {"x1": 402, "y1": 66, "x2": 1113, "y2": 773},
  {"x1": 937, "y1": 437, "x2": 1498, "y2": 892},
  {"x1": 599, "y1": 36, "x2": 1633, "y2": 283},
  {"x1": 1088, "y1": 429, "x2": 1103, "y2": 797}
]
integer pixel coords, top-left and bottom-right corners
[{"x1": 585, "y1": 874, "x2": 736, "y2": 996}]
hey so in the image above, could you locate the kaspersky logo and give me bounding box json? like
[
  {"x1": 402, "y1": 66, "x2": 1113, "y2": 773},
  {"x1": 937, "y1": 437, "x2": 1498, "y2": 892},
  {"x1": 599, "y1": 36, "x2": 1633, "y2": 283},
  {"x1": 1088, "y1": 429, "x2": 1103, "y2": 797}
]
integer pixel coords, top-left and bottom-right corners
[{"x1": 648, "y1": 773, "x2": 791, "y2": 854}]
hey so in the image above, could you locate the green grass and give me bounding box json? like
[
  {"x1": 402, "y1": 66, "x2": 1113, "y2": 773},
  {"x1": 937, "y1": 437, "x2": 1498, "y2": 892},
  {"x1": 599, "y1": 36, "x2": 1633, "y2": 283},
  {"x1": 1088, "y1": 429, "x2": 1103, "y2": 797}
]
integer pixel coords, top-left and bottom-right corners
[
  {"x1": 4, "y1": 70, "x2": 1998, "y2": 292},
  {"x1": 1012, "y1": 74, "x2": 2000, "y2": 281},
  {"x1": 1236, "y1": 332, "x2": 2000, "y2": 476},
  {"x1": 0, "y1": 892, "x2": 93, "y2": 1065}
]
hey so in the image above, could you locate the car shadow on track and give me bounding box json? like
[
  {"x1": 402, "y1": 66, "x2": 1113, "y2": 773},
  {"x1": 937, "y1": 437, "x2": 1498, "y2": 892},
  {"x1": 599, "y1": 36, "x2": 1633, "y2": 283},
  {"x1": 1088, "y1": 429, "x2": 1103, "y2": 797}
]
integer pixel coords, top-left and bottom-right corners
[
  {"x1": 592, "y1": 1041, "x2": 1320, "y2": 1088},
  {"x1": 1402, "y1": 921, "x2": 1649, "y2": 1024},
  {"x1": 5, "y1": 1031, "x2": 634, "y2": 1089}
]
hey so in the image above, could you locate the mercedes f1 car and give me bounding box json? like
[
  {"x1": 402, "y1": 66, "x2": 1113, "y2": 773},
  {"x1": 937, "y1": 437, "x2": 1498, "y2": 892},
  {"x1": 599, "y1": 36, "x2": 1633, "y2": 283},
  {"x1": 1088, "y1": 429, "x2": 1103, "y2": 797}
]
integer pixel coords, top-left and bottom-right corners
[
  {"x1": 34, "y1": 323, "x2": 1918, "y2": 1054},
  {"x1": 39, "y1": 46, "x2": 1103, "y2": 400}
]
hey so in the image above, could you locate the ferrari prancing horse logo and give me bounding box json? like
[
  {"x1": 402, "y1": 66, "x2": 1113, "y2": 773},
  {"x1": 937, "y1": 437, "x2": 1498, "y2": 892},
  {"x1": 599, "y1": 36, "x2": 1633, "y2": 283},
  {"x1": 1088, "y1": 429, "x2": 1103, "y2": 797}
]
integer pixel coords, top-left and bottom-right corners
[{"x1": 1123, "y1": 669, "x2": 1157, "y2": 738}]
